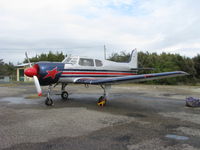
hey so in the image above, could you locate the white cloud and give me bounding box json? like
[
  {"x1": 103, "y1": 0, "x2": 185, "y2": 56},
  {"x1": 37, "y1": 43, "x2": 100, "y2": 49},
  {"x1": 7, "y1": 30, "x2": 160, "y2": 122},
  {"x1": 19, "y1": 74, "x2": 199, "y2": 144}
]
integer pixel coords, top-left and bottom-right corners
[{"x1": 0, "y1": 0, "x2": 200, "y2": 63}]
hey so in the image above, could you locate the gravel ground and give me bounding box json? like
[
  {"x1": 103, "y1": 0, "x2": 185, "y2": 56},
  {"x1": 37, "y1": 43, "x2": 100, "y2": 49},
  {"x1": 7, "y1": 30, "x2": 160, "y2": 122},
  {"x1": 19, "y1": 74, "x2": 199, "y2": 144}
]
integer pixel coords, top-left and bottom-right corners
[{"x1": 0, "y1": 83, "x2": 200, "y2": 150}]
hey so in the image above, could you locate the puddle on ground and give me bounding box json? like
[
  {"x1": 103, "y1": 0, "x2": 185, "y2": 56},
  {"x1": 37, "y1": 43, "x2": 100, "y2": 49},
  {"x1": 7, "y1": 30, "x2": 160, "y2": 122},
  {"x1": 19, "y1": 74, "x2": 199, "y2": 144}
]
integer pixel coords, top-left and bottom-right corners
[
  {"x1": 0, "y1": 97, "x2": 40, "y2": 104},
  {"x1": 165, "y1": 134, "x2": 189, "y2": 140}
]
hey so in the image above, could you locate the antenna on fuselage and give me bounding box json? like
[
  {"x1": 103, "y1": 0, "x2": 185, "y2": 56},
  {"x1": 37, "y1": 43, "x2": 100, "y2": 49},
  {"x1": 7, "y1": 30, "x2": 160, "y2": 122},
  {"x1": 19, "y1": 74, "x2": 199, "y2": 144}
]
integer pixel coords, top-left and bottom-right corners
[{"x1": 104, "y1": 45, "x2": 106, "y2": 60}]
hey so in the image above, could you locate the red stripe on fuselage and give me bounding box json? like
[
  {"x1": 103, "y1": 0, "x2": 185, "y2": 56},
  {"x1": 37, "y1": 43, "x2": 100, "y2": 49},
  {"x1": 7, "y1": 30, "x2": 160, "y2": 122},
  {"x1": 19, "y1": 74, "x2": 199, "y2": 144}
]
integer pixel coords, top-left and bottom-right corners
[{"x1": 62, "y1": 72, "x2": 136, "y2": 76}]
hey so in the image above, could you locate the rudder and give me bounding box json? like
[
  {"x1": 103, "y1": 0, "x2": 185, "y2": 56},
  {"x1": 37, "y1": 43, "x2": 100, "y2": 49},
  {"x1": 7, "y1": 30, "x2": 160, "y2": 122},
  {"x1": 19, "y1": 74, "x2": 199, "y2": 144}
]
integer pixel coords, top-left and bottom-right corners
[{"x1": 128, "y1": 49, "x2": 138, "y2": 68}]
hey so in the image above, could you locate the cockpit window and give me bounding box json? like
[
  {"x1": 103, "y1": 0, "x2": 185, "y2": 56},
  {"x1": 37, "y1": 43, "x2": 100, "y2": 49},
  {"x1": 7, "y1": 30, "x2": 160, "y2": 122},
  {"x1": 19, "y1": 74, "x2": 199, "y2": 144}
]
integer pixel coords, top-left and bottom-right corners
[
  {"x1": 95, "y1": 59, "x2": 103, "y2": 67},
  {"x1": 63, "y1": 57, "x2": 78, "y2": 65},
  {"x1": 79, "y1": 58, "x2": 94, "y2": 66},
  {"x1": 64, "y1": 57, "x2": 71, "y2": 63}
]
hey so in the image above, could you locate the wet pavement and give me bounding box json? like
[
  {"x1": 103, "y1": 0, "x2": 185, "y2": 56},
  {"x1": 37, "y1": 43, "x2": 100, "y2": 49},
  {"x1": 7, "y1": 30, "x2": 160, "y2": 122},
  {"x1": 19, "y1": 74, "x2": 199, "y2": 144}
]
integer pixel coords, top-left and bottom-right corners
[{"x1": 0, "y1": 84, "x2": 200, "y2": 150}]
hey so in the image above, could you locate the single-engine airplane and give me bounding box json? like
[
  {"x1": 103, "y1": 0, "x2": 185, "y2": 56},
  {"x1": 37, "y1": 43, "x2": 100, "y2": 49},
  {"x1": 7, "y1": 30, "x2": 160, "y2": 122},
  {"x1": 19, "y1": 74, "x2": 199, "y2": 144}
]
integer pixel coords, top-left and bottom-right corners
[{"x1": 24, "y1": 50, "x2": 188, "y2": 106}]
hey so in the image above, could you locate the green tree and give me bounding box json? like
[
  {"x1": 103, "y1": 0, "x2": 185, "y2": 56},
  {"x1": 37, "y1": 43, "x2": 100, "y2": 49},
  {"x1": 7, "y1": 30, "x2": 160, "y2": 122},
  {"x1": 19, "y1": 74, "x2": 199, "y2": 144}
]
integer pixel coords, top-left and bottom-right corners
[
  {"x1": 0, "y1": 59, "x2": 15, "y2": 77},
  {"x1": 108, "y1": 51, "x2": 197, "y2": 85},
  {"x1": 109, "y1": 51, "x2": 130, "y2": 62},
  {"x1": 23, "y1": 51, "x2": 65, "y2": 63},
  {"x1": 193, "y1": 55, "x2": 200, "y2": 80}
]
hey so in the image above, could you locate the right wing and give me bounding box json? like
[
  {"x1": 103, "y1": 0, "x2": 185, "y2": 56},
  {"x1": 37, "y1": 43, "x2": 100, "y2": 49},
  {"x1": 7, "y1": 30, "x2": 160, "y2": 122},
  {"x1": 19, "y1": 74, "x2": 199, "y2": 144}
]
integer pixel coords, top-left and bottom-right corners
[{"x1": 74, "y1": 71, "x2": 188, "y2": 85}]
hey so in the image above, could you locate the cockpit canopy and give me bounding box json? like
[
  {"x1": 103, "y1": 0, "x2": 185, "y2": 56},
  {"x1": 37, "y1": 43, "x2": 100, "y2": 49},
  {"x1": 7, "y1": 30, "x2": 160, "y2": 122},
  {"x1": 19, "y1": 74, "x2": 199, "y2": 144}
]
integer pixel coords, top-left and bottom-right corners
[
  {"x1": 62, "y1": 56, "x2": 103, "y2": 67},
  {"x1": 63, "y1": 56, "x2": 78, "y2": 65}
]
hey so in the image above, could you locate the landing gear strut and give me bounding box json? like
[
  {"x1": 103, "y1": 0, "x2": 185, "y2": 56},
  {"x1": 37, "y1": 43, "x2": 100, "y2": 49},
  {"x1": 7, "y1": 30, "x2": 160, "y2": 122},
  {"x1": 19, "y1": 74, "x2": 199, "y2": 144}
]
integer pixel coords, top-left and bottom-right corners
[
  {"x1": 45, "y1": 85, "x2": 54, "y2": 106},
  {"x1": 61, "y1": 83, "x2": 69, "y2": 100},
  {"x1": 97, "y1": 85, "x2": 111, "y2": 107},
  {"x1": 44, "y1": 84, "x2": 69, "y2": 106}
]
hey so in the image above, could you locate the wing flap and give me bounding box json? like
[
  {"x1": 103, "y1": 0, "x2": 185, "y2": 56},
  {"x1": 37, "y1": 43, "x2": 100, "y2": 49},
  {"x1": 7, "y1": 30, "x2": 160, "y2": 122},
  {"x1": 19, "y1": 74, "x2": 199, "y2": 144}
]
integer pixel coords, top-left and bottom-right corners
[{"x1": 74, "y1": 71, "x2": 188, "y2": 85}]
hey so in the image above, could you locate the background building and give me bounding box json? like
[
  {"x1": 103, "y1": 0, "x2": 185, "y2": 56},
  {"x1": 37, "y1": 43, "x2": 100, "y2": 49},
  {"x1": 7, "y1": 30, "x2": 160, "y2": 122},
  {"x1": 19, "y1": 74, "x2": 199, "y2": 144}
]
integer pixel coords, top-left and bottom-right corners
[
  {"x1": 0, "y1": 76, "x2": 10, "y2": 83},
  {"x1": 16, "y1": 63, "x2": 33, "y2": 82}
]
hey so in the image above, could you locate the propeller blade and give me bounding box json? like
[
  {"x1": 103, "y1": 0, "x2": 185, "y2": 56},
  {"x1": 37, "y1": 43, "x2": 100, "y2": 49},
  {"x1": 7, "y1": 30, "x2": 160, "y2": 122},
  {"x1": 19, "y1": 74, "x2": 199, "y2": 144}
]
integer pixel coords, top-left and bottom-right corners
[
  {"x1": 25, "y1": 52, "x2": 32, "y2": 67},
  {"x1": 33, "y1": 76, "x2": 42, "y2": 96}
]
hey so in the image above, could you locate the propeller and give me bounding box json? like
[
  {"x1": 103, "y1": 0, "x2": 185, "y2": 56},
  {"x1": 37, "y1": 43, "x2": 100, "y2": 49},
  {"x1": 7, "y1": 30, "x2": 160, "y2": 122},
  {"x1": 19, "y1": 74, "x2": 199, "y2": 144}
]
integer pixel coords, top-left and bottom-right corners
[
  {"x1": 25, "y1": 52, "x2": 42, "y2": 96},
  {"x1": 25, "y1": 52, "x2": 31, "y2": 67},
  {"x1": 33, "y1": 76, "x2": 42, "y2": 96}
]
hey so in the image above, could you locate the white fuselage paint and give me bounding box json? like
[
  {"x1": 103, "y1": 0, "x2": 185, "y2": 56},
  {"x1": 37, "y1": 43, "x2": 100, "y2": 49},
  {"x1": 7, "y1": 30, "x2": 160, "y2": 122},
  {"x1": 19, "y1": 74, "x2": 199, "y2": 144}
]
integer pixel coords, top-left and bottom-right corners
[{"x1": 59, "y1": 50, "x2": 138, "y2": 83}]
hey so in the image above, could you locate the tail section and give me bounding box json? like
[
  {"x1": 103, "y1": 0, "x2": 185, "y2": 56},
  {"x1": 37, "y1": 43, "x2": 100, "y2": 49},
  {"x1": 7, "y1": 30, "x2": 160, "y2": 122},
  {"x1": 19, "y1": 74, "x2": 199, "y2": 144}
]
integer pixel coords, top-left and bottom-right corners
[
  {"x1": 128, "y1": 49, "x2": 138, "y2": 68},
  {"x1": 129, "y1": 49, "x2": 154, "y2": 71}
]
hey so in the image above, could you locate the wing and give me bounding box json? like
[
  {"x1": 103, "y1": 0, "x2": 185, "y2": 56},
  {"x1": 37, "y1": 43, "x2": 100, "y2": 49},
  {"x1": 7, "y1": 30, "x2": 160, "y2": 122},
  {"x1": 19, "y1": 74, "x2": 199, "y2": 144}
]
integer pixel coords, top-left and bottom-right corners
[{"x1": 74, "y1": 71, "x2": 188, "y2": 85}]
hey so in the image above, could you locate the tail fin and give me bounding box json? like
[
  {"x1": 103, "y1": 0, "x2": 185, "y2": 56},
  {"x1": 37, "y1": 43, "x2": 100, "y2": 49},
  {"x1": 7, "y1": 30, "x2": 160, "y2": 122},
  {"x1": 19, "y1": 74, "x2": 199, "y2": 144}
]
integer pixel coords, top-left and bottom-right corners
[{"x1": 128, "y1": 49, "x2": 138, "y2": 68}]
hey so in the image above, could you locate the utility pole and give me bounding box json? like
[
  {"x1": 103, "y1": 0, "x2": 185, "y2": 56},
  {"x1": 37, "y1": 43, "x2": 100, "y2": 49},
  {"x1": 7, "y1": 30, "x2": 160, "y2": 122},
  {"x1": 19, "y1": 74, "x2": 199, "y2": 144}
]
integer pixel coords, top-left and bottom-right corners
[{"x1": 104, "y1": 45, "x2": 106, "y2": 60}]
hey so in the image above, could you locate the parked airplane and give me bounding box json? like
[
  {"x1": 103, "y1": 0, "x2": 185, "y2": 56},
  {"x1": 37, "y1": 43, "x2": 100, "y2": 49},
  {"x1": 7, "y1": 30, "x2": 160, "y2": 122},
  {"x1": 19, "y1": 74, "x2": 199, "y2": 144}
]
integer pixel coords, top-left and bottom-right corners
[{"x1": 24, "y1": 50, "x2": 188, "y2": 106}]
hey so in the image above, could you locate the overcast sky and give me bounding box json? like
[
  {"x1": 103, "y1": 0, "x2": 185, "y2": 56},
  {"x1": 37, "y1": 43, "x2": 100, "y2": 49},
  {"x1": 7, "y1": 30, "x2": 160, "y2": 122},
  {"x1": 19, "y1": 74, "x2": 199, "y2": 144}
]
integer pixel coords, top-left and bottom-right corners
[{"x1": 0, "y1": 0, "x2": 200, "y2": 64}]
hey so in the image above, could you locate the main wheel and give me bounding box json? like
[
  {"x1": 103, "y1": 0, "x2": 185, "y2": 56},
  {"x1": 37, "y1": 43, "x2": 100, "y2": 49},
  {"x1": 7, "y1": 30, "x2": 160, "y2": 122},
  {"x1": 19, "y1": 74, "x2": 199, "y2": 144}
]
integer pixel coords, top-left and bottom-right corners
[
  {"x1": 45, "y1": 97, "x2": 53, "y2": 106},
  {"x1": 61, "y1": 91, "x2": 69, "y2": 100},
  {"x1": 97, "y1": 96, "x2": 107, "y2": 107}
]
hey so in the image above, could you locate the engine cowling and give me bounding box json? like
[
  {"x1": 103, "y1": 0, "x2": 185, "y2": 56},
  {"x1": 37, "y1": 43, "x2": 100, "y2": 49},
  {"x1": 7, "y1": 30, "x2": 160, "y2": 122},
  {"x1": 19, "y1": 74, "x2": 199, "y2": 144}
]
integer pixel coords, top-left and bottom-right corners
[{"x1": 25, "y1": 62, "x2": 64, "y2": 86}]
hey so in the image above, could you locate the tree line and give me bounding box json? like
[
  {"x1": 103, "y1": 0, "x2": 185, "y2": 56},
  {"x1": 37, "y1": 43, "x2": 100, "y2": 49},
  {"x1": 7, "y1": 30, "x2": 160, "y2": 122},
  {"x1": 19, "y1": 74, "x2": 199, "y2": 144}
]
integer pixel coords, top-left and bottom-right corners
[
  {"x1": 0, "y1": 59, "x2": 15, "y2": 79},
  {"x1": 109, "y1": 51, "x2": 200, "y2": 85},
  {"x1": 23, "y1": 51, "x2": 65, "y2": 63},
  {"x1": 0, "y1": 51, "x2": 200, "y2": 85}
]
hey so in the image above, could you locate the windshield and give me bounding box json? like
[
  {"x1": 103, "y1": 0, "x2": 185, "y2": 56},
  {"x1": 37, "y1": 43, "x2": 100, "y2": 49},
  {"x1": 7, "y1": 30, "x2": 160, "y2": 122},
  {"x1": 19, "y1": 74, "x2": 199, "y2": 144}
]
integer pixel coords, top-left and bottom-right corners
[{"x1": 63, "y1": 57, "x2": 78, "y2": 64}]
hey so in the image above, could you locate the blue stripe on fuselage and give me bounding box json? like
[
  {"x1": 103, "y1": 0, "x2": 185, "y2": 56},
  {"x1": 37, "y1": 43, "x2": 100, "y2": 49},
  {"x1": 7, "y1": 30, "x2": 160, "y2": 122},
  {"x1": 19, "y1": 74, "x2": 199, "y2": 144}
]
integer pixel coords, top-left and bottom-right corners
[{"x1": 63, "y1": 69, "x2": 136, "y2": 73}]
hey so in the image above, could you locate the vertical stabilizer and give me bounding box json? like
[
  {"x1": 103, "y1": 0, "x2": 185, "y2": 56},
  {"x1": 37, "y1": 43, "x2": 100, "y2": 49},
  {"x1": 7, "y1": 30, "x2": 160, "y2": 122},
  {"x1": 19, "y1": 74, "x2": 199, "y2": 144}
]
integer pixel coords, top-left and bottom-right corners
[{"x1": 128, "y1": 49, "x2": 138, "y2": 68}]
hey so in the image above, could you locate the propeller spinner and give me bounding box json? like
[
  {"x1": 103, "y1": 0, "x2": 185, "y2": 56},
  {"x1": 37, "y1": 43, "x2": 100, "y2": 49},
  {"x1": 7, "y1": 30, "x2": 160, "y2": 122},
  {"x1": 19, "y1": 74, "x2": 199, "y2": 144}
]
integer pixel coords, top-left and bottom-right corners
[{"x1": 24, "y1": 52, "x2": 42, "y2": 96}]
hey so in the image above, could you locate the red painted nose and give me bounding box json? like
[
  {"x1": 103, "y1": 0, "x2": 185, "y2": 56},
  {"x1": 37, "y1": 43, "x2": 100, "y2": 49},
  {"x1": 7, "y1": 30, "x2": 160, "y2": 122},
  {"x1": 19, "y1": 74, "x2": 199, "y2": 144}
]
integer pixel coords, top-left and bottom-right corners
[{"x1": 24, "y1": 67, "x2": 38, "y2": 77}]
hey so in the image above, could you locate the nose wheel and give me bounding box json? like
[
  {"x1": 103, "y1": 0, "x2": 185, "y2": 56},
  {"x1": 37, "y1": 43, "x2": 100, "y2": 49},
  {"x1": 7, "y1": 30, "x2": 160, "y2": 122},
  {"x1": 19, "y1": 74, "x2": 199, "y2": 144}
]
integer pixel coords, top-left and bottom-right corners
[
  {"x1": 45, "y1": 97, "x2": 53, "y2": 106},
  {"x1": 45, "y1": 85, "x2": 54, "y2": 106}
]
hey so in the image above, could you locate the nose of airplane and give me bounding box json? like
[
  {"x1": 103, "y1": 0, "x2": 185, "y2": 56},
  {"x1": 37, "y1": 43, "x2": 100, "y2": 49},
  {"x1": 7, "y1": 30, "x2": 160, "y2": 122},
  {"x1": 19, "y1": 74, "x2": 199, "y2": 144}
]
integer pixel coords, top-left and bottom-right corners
[{"x1": 24, "y1": 66, "x2": 38, "y2": 77}]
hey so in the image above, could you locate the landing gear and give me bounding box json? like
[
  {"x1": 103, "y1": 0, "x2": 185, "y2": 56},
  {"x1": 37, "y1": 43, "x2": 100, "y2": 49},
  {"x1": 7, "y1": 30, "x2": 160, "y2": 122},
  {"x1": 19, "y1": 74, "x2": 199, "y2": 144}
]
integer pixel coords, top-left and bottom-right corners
[
  {"x1": 97, "y1": 85, "x2": 111, "y2": 107},
  {"x1": 61, "y1": 84, "x2": 69, "y2": 101},
  {"x1": 45, "y1": 97, "x2": 53, "y2": 106},
  {"x1": 61, "y1": 91, "x2": 69, "y2": 100},
  {"x1": 97, "y1": 96, "x2": 107, "y2": 107},
  {"x1": 44, "y1": 84, "x2": 69, "y2": 106},
  {"x1": 45, "y1": 85, "x2": 54, "y2": 106},
  {"x1": 44, "y1": 83, "x2": 111, "y2": 107}
]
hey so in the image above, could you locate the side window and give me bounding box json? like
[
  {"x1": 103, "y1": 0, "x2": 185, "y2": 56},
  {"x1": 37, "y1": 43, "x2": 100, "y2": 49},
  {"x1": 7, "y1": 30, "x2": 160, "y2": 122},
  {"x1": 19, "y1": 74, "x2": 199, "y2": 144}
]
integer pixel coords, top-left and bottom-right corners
[
  {"x1": 79, "y1": 58, "x2": 94, "y2": 66},
  {"x1": 95, "y1": 59, "x2": 103, "y2": 67},
  {"x1": 70, "y1": 58, "x2": 78, "y2": 65}
]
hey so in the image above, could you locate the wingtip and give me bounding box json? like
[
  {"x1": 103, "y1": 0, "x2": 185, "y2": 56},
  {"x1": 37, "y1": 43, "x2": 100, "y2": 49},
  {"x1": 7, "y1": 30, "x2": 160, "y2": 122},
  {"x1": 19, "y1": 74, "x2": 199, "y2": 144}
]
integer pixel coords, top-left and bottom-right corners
[
  {"x1": 185, "y1": 72, "x2": 190, "y2": 75},
  {"x1": 178, "y1": 71, "x2": 189, "y2": 75}
]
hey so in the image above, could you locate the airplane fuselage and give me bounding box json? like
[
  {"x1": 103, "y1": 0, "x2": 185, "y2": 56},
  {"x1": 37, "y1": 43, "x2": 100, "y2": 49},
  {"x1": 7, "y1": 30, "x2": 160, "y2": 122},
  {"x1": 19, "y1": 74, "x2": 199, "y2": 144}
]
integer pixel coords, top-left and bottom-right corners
[{"x1": 33, "y1": 61, "x2": 137, "y2": 86}]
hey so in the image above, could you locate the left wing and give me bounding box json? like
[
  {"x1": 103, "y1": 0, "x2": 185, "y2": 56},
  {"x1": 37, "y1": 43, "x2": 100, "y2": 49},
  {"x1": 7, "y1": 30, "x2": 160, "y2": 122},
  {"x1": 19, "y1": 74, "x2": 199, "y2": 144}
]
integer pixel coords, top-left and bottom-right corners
[{"x1": 74, "y1": 71, "x2": 188, "y2": 85}]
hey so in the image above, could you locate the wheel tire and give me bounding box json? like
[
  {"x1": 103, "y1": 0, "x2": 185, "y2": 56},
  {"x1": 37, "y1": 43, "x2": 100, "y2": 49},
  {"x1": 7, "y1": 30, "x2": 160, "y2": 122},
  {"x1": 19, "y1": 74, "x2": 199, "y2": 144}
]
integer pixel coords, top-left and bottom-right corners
[
  {"x1": 61, "y1": 91, "x2": 69, "y2": 100},
  {"x1": 97, "y1": 96, "x2": 107, "y2": 107},
  {"x1": 45, "y1": 98, "x2": 53, "y2": 106},
  {"x1": 98, "y1": 96, "x2": 103, "y2": 102}
]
